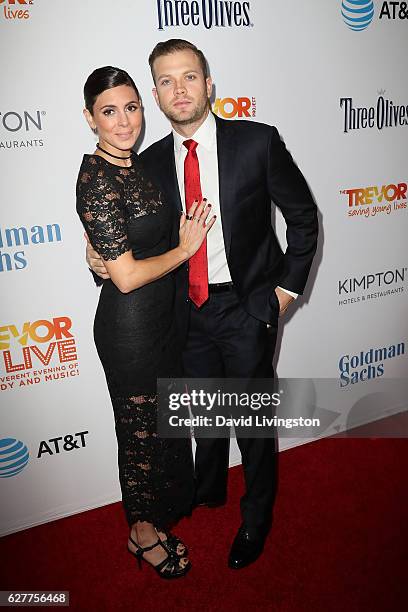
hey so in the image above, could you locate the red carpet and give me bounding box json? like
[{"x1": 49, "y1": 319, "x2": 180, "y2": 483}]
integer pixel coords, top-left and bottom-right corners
[{"x1": 1, "y1": 435, "x2": 407, "y2": 611}]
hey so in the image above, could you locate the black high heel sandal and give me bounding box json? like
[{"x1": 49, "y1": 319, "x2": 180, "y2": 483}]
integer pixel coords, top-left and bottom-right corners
[
  {"x1": 128, "y1": 535, "x2": 191, "y2": 579},
  {"x1": 159, "y1": 531, "x2": 188, "y2": 558}
]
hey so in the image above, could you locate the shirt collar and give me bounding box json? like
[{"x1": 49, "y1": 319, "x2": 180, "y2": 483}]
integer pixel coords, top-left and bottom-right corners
[{"x1": 173, "y1": 111, "x2": 216, "y2": 155}]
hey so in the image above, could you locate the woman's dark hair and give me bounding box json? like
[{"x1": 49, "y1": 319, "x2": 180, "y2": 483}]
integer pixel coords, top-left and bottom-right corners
[{"x1": 84, "y1": 66, "x2": 140, "y2": 114}]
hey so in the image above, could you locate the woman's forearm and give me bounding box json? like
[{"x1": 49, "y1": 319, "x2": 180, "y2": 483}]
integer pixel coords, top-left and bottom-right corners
[{"x1": 106, "y1": 246, "x2": 189, "y2": 293}]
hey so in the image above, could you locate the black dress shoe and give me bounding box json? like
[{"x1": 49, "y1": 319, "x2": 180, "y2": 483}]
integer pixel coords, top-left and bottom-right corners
[
  {"x1": 194, "y1": 497, "x2": 226, "y2": 509},
  {"x1": 228, "y1": 524, "x2": 267, "y2": 569}
]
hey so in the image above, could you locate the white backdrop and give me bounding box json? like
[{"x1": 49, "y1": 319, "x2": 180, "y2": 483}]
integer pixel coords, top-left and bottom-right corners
[{"x1": 1, "y1": 0, "x2": 407, "y2": 535}]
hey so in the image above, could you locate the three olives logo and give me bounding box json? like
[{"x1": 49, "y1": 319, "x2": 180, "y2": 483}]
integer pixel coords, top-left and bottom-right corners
[
  {"x1": 156, "y1": 0, "x2": 252, "y2": 30},
  {"x1": 342, "y1": 0, "x2": 375, "y2": 31},
  {"x1": 0, "y1": 438, "x2": 29, "y2": 478}
]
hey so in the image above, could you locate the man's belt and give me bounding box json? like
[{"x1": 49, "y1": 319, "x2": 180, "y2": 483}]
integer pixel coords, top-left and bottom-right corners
[{"x1": 208, "y1": 281, "x2": 234, "y2": 294}]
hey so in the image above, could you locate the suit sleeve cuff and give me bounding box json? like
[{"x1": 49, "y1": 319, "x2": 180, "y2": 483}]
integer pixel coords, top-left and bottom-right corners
[{"x1": 277, "y1": 286, "x2": 298, "y2": 299}]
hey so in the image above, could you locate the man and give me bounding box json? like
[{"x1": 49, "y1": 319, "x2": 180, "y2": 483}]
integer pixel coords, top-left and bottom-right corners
[{"x1": 88, "y1": 39, "x2": 318, "y2": 569}]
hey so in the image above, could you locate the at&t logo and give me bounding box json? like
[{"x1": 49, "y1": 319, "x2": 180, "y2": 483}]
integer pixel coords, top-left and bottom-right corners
[
  {"x1": 0, "y1": 432, "x2": 90, "y2": 478},
  {"x1": 342, "y1": 0, "x2": 375, "y2": 31},
  {"x1": 37, "y1": 431, "x2": 89, "y2": 458},
  {"x1": 212, "y1": 96, "x2": 256, "y2": 119},
  {"x1": 379, "y1": 1, "x2": 408, "y2": 18},
  {"x1": 342, "y1": 1, "x2": 408, "y2": 30},
  {"x1": 0, "y1": 438, "x2": 29, "y2": 478},
  {"x1": 0, "y1": 0, "x2": 33, "y2": 21}
]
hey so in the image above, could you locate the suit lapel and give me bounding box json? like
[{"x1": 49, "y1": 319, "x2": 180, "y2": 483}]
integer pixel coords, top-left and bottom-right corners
[
  {"x1": 215, "y1": 115, "x2": 237, "y2": 258},
  {"x1": 155, "y1": 117, "x2": 238, "y2": 257},
  {"x1": 157, "y1": 133, "x2": 182, "y2": 213}
]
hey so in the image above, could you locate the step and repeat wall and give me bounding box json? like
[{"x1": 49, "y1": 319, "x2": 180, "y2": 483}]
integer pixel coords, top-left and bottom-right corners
[{"x1": 1, "y1": 0, "x2": 407, "y2": 535}]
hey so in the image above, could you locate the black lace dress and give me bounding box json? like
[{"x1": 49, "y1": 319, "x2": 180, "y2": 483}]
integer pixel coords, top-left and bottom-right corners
[{"x1": 76, "y1": 153, "x2": 194, "y2": 529}]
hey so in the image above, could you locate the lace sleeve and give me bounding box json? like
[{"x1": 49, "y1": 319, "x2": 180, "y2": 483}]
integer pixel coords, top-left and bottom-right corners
[{"x1": 76, "y1": 165, "x2": 130, "y2": 261}]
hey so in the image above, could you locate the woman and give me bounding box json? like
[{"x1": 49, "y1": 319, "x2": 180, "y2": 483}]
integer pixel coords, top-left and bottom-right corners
[{"x1": 76, "y1": 66, "x2": 215, "y2": 579}]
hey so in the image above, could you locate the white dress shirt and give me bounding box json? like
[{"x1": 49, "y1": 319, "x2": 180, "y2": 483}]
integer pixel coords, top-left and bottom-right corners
[{"x1": 172, "y1": 111, "x2": 297, "y2": 297}]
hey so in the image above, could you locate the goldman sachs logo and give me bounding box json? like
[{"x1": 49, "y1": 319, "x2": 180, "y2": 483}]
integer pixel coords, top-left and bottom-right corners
[{"x1": 156, "y1": 0, "x2": 252, "y2": 30}]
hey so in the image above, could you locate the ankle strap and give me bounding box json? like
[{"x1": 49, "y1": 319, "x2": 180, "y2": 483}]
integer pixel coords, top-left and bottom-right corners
[{"x1": 129, "y1": 535, "x2": 162, "y2": 555}]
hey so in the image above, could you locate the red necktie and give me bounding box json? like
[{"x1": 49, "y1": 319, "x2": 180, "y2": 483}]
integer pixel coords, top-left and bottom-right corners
[{"x1": 183, "y1": 139, "x2": 208, "y2": 307}]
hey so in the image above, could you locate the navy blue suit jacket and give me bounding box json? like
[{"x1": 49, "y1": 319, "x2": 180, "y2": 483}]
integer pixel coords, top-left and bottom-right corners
[{"x1": 140, "y1": 114, "x2": 318, "y2": 345}]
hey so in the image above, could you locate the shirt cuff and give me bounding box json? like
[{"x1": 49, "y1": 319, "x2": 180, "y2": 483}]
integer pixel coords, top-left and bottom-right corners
[{"x1": 277, "y1": 286, "x2": 298, "y2": 299}]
